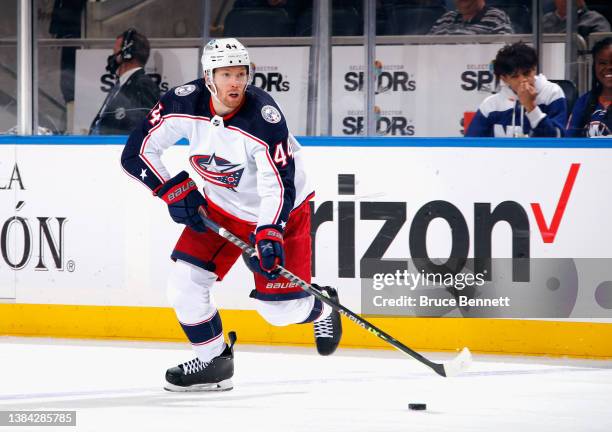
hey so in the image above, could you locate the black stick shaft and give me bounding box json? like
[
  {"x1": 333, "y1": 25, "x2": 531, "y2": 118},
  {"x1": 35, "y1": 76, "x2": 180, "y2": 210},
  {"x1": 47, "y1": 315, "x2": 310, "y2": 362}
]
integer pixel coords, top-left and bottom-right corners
[{"x1": 198, "y1": 208, "x2": 447, "y2": 377}]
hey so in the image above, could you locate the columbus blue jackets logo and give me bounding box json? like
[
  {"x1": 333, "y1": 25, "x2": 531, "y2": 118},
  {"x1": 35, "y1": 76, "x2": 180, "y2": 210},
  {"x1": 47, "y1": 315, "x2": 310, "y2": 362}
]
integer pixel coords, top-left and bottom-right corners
[
  {"x1": 261, "y1": 105, "x2": 282, "y2": 123},
  {"x1": 174, "y1": 84, "x2": 196, "y2": 96},
  {"x1": 190, "y1": 153, "x2": 244, "y2": 190}
]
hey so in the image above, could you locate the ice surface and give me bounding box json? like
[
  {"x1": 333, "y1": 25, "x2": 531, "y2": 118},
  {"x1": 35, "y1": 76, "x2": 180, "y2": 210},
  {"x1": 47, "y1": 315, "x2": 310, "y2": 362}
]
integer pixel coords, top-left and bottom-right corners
[{"x1": 1, "y1": 337, "x2": 611, "y2": 432}]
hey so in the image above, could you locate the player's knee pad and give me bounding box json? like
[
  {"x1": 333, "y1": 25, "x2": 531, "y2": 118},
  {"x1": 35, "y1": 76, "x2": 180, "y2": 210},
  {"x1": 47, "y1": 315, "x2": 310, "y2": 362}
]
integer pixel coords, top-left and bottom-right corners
[
  {"x1": 167, "y1": 259, "x2": 217, "y2": 323},
  {"x1": 255, "y1": 296, "x2": 315, "y2": 327}
]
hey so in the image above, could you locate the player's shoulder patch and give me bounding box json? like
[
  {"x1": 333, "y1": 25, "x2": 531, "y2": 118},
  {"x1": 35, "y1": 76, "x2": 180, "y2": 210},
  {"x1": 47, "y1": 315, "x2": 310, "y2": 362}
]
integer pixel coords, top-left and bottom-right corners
[
  {"x1": 174, "y1": 84, "x2": 197, "y2": 97},
  {"x1": 261, "y1": 105, "x2": 282, "y2": 124}
]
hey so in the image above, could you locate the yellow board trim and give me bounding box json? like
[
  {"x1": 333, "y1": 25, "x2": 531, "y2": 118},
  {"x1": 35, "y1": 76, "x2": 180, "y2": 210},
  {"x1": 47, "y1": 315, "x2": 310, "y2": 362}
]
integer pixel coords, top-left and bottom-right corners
[{"x1": 1, "y1": 304, "x2": 611, "y2": 358}]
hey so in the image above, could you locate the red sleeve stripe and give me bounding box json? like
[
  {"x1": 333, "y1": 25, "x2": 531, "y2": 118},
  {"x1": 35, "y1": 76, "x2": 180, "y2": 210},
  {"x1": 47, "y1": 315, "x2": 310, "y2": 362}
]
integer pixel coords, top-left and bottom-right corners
[
  {"x1": 226, "y1": 125, "x2": 284, "y2": 224},
  {"x1": 139, "y1": 114, "x2": 211, "y2": 182}
]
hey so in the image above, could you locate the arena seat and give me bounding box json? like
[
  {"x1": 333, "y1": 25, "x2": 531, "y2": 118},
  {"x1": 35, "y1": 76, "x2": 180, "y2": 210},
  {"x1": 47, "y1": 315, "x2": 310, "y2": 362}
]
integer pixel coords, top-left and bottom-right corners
[
  {"x1": 550, "y1": 79, "x2": 579, "y2": 115},
  {"x1": 223, "y1": 7, "x2": 292, "y2": 37},
  {"x1": 295, "y1": 7, "x2": 362, "y2": 36},
  {"x1": 385, "y1": 5, "x2": 447, "y2": 35}
]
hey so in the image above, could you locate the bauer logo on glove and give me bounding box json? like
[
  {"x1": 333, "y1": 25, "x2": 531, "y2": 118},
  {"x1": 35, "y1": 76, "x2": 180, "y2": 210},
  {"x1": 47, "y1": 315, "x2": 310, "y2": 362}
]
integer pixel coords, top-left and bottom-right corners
[
  {"x1": 156, "y1": 171, "x2": 207, "y2": 232},
  {"x1": 240, "y1": 225, "x2": 285, "y2": 280},
  {"x1": 164, "y1": 180, "x2": 197, "y2": 204}
]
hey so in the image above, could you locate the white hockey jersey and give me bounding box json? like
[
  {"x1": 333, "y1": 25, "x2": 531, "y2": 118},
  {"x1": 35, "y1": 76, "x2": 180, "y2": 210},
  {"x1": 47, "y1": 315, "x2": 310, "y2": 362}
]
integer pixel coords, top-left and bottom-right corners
[{"x1": 121, "y1": 80, "x2": 312, "y2": 229}]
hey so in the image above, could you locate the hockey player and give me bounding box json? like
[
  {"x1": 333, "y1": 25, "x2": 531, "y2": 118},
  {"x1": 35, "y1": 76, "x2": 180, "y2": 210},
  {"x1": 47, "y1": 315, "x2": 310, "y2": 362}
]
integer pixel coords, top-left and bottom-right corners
[
  {"x1": 466, "y1": 42, "x2": 567, "y2": 138},
  {"x1": 121, "y1": 38, "x2": 342, "y2": 391}
]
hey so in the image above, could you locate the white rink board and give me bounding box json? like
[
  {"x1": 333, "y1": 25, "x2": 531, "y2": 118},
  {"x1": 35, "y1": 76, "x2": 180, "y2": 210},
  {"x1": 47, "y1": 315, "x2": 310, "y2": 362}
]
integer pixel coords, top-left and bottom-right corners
[{"x1": 0, "y1": 143, "x2": 611, "y2": 322}]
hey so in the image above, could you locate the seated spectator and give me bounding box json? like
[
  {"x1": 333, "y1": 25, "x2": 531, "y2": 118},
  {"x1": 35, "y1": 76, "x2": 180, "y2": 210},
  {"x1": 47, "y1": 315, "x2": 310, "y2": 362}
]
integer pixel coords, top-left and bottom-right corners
[
  {"x1": 428, "y1": 0, "x2": 513, "y2": 34},
  {"x1": 543, "y1": 0, "x2": 610, "y2": 38},
  {"x1": 89, "y1": 29, "x2": 159, "y2": 135},
  {"x1": 466, "y1": 42, "x2": 567, "y2": 137},
  {"x1": 566, "y1": 37, "x2": 612, "y2": 137}
]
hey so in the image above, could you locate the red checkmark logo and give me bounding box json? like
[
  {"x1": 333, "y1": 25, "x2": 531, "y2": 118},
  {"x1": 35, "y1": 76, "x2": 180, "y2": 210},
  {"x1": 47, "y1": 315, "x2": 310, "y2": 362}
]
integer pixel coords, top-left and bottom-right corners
[{"x1": 531, "y1": 163, "x2": 580, "y2": 244}]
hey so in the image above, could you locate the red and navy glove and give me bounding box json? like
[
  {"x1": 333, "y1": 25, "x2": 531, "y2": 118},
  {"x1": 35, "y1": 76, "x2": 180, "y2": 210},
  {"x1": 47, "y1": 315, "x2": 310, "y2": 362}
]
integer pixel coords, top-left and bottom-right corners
[
  {"x1": 156, "y1": 171, "x2": 207, "y2": 232},
  {"x1": 243, "y1": 225, "x2": 285, "y2": 280}
]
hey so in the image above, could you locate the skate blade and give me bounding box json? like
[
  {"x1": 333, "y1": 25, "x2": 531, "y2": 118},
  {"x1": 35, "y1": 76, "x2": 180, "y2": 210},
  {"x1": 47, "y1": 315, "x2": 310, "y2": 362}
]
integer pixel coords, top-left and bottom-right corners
[{"x1": 164, "y1": 379, "x2": 233, "y2": 392}]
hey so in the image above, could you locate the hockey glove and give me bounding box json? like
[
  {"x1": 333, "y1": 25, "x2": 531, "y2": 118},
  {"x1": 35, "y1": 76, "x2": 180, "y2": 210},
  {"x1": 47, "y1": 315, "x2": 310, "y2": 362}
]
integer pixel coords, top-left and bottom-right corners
[
  {"x1": 156, "y1": 171, "x2": 207, "y2": 232},
  {"x1": 243, "y1": 225, "x2": 285, "y2": 280}
]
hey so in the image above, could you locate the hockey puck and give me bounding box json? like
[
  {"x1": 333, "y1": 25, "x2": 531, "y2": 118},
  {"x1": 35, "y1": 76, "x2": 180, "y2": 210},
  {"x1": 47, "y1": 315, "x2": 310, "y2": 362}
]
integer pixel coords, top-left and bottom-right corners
[{"x1": 408, "y1": 403, "x2": 427, "y2": 411}]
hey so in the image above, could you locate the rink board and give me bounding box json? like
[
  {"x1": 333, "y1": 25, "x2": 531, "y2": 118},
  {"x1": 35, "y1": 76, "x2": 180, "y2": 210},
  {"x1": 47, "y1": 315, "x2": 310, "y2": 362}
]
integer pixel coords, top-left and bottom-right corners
[
  {"x1": 1, "y1": 304, "x2": 612, "y2": 358},
  {"x1": 1, "y1": 136, "x2": 612, "y2": 357}
]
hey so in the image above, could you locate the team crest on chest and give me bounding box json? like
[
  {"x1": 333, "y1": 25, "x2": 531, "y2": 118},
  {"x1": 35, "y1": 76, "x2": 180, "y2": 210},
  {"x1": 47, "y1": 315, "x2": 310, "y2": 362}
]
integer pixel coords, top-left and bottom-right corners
[
  {"x1": 175, "y1": 84, "x2": 196, "y2": 96},
  {"x1": 587, "y1": 109, "x2": 612, "y2": 137},
  {"x1": 190, "y1": 153, "x2": 244, "y2": 190},
  {"x1": 261, "y1": 105, "x2": 282, "y2": 123}
]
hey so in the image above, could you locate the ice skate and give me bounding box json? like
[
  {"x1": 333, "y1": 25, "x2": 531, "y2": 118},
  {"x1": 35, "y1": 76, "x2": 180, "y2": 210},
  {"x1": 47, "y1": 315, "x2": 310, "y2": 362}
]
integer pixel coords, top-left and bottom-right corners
[
  {"x1": 164, "y1": 331, "x2": 237, "y2": 392},
  {"x1": 313, "y1": 285, "x2": 342, "y2": 356}
]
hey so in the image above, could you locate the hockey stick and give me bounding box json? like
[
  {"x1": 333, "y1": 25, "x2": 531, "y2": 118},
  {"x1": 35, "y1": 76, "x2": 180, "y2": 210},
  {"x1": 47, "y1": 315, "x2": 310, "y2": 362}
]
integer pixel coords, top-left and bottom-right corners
[{"x1": 197, "y1": 208, "x2": 472, "y2": 378}]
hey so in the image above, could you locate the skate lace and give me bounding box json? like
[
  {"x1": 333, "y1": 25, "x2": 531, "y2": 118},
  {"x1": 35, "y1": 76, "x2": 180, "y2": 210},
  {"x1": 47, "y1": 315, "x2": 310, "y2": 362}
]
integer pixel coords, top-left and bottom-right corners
[
  {"x1": 314, "y1": 316, "x2": 334, "y2": 338},
  {"x1": 182, "y1": 358, "x2": 210, "y2": 375}
]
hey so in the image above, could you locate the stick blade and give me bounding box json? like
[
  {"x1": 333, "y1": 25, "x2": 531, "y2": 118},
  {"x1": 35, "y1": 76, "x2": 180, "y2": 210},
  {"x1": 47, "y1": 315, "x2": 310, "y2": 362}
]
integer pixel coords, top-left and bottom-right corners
[{"x1": 442, "y1": 347, "x2": 472, "y2": 377}]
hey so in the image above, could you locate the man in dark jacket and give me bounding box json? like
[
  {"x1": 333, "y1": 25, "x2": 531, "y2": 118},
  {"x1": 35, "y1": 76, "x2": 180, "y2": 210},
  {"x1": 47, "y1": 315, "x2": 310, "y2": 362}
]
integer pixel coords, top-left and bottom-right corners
[{"x1": 89, "y1": 29, "x2": 159, "y2": 135}]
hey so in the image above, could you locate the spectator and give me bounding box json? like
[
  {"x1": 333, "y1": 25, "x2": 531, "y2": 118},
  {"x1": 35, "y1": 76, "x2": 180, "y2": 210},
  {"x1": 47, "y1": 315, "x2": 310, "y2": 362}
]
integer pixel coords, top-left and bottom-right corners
[
  {"x1": 543, "y1": 0, "x2": 611, "y2": 38},
  {"x1": 89, "y1": 29, "x2": 159, "y2": 135},
  {"x1": 428, "y1": 0, "x2": 513, "y2": 35},
  {"x1": 566, "y1": 37, "x2": 612, "y2": 137},
  {"x1": 466, "y1": 42, "x2": 567, "y2": 137}
]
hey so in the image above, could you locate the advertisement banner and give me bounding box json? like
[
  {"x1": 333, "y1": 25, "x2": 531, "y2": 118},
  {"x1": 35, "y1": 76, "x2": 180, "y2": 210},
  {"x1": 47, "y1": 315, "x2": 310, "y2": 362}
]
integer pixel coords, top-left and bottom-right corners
[
  {"x1": 1, "y1": 140, "x2": 611, "y2": 322},
  {"x1": 73, "y1": 47, "x2": 310, "y2": 136},
  {"x1": 73, "y1": 48, "x2": 199, "y2": 135},
  {"x1": 332, "y1": 44, "x2": 565, "y2": 137},
  {"x1": 249, "y1": 47, "x2": 310, "y2": 135}
]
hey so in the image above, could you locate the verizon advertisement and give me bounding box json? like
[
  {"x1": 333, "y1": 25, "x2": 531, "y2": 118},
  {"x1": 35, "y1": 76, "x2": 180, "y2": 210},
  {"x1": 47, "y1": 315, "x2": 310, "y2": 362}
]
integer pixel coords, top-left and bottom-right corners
[{"x1": 0, "y1": 141, "x2": 611, "y2": 322}]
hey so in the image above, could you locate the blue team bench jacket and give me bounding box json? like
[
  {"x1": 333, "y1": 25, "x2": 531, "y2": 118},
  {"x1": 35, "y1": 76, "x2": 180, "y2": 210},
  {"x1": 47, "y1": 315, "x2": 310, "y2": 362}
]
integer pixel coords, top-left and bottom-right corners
[
  {"x1": 466, "y1": 74, "x2": 567, "y2": 138},
  {"x1": 566, "y1": 91, "x2": 612, "y2": 137}
]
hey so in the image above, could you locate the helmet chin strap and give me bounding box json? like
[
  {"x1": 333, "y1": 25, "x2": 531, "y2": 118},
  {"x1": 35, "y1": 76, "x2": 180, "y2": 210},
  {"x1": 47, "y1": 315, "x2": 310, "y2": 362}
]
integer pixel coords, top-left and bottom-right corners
[
  {"x1": 204, "y1": 71, "x2": 249, "y2": 108},
  {"x1": 208, "y1": 83, "x2": 222, "y2": 104},
  {"x1": 204, "y1": 72, "x2": 222, "y2": 104}
]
